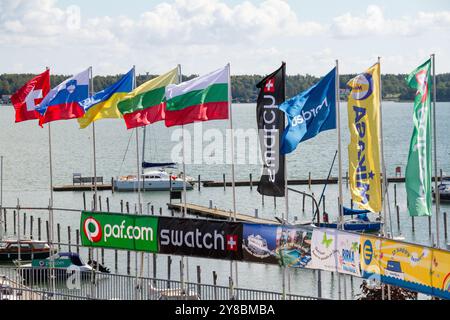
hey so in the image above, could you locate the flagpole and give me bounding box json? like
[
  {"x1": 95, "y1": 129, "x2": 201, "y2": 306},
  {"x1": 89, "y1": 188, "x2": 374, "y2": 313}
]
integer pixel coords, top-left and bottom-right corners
[
  {"x1": 336, "y1": 59, "x2": 343, "y2": 300},
  {"x1": 90, "y1": 66, "x2": 98, "y2": 212},
  {"x1": 431, "y1": 53, "x2": 440, "y2": 248},
  {"x1": 282, "y1": 62, "x2": 289, "y2": 299},
  {"x1": 227, "y1": 63, "x2": 238, "y2": 295}
]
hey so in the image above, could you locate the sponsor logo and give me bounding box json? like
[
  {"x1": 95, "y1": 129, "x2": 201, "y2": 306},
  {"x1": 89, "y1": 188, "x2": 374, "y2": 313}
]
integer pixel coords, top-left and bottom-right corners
[
  {"x1": 83, "y1": 217, "x2": 102, "y2": 243},
  {"x1": 264, "y1": 78, "x2": 275, "y2": 93},
  {"x1": 291, "y1": 98, "x2": 329, "y2": 127},
  {"x1": 363, "y1": 240, "x2": 373, "y2": 265},
  {"x1": 160, "y1": 228, "x2": 238, "y2": 252},
  {"x1": 350, "y1": 73, "x2": 373, "y2": 101}
]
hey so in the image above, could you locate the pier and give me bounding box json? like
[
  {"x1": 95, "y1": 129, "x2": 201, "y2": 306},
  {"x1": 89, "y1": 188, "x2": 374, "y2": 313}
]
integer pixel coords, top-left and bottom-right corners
[{"x1": 167, "y1": 202, "x2": 280, "y2": 224}]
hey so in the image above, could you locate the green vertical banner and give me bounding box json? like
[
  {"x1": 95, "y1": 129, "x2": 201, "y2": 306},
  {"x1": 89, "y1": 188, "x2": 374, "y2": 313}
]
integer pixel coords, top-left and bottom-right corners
[
  {"x1": 80, "y1": 211, "x2": 159, "y2": 252},
  {"x1": 405, "y1": 59, "x2": 432, "y2": 217}
]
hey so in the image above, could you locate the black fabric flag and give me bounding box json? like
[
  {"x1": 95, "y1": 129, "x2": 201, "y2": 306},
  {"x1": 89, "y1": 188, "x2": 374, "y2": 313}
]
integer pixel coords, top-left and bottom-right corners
[{"x1": 256, "y1": 63, "x2": 286, "y2": 197}]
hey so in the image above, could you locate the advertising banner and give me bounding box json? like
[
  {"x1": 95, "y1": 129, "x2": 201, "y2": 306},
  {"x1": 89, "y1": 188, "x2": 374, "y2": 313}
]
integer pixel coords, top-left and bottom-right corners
[
  {"x1": 80, "y1": 211, "x2": 159, "y2": 252},
  {"x1": 336, "y1": 232, "x2": 361, "y2": 277},
  {"x1": 431, "y1": 249, "x2": 450, "y2": 299},
  {"x1": 158, "y1": 217, "x2": 243, "y2": 261},
  {"x1": 310, "y1": 228, "x2": 339, "y2": 272},
  {"x1": 242, "y1": 223, "x2": 313, "y2": 268}
]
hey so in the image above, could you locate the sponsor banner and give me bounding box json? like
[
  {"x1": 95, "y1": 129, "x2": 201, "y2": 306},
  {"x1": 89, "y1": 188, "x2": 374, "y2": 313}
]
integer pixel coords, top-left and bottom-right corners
[
  {"x1": 431, "y1": 249, "x2": 450, "y2": 299},
  {"x1": 336, "y1": 232, "x2": 361, "y2": 277},
  {"x1": 310, "y1": 229, "x2": 339, "y2": 272},
  {"x1": 347, "y1": 63, "x2": 382, "y2": 212},
  {"x1": 256, "y1": 64, "x2": 286, "y2": 197},
  {"x1": 158, "y1": 217, "x2": 243, "y2": 261},
  {"x1": 80, "y1": 211, "x2": 159, "y2": 252},
  {"x1": 242, "y1": 223, "x2": 313, "y2": 268}
]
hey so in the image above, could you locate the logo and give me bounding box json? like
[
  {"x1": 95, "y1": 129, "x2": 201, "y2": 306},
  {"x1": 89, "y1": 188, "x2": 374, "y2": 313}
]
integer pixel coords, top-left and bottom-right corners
[
  {"x1": 66, "y1": 79, "x2": 77, "y2": 94},
  {"x1": 350, "y1": 73, "x2": 373, "y2": 101},
  {"x1": 227, "y1": 235, "x2": 238, "y2": 251},
  {"x1": 363, "y1": 240, "x2": 373, "y2": 265},
  {"x1": 291, "y1": 98, "x2": 329, "y2": 127},
  {"x1": 322, "y1": 232, "x2": 333, "y2": 248},
  {"x1": 264, "y1": 78, "x2": 275, "y2": 93},
  {"x1": 83, "y1": 217, "x2": 102, "y2": 243}
]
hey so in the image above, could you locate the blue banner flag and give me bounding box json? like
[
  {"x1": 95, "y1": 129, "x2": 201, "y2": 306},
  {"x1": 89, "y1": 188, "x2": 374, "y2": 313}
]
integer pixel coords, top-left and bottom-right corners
[{"x1": 279, "y1": 68, "x2": 336, "y2": 154}]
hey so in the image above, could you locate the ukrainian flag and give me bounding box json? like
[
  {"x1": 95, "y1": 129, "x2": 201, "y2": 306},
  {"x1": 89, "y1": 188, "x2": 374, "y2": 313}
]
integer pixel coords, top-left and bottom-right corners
[{"x1": 78, "y1": 68, "x2": 134, "y2": 129}]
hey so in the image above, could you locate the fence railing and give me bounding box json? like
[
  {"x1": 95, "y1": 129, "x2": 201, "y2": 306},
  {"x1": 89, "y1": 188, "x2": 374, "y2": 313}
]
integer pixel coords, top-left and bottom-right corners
[{"x1": 0, "y1": 266, "x2": 320, "y2": 301}]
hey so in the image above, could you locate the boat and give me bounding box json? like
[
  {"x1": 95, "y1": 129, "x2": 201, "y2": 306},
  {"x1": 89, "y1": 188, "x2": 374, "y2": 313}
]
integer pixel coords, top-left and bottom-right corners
[
  {"x1": 432, "y1": 177, "x2": 450, "y2": 201},
  {"x1": 113, "y1": 167, "x2": 194, "y2": 192},
  {"x1": 316, "y1": 207, "x2": 383, "y2": 233},
  {"x1": 18, "y1": 252, "x2": 110, "y2": 284},
  {"x1": 0, "y1": 239, "x2": 51, "y2": 262},
  {"x1": 245, "y1": 234, "x2": 270, "y2": 256},
  {"x1": 384, "y1": 260, "x2": 405, "y2": 280}
]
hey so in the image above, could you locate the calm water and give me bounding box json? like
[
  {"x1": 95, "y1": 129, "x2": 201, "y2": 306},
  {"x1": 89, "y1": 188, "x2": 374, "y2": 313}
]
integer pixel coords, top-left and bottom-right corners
[{"x1": 0, "y1": 102, "x2": 449, "y2": 299}]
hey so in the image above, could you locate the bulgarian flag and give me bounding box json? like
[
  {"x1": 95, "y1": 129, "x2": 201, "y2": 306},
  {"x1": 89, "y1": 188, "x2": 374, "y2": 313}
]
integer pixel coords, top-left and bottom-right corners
[
  {"x1": 164, "y1": 65, "x2": 230, "y2": 127},
  {"x1": 118, "y1": 67, "x2": 178, "y2": 129}
]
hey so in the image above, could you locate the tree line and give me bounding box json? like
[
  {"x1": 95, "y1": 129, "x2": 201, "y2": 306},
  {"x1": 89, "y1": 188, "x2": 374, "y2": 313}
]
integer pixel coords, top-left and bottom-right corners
[{"x1": 2, "y1": 72, "x2": 450, "y2": 102}]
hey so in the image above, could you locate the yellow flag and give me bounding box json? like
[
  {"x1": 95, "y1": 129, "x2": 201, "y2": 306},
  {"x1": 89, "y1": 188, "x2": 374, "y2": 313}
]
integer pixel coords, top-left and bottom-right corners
[{"x1": 347, "y1": 63, "x2": 382, "y2": 212}]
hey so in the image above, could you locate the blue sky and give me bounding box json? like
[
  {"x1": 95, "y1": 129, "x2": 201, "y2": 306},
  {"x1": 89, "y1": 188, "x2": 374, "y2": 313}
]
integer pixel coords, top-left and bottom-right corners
[{"x1": 1, "y1": 0, "x2": 450, "y2": 76}]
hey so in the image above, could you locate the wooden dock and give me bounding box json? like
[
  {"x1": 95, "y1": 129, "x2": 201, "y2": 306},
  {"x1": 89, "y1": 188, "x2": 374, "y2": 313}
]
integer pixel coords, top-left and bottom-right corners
[
  {"x1": 53, "y1": 184, "x2": 112, "y2": 192},
  {"x1": 167, "y1": 203, "x2": 279, "y2": 224}
]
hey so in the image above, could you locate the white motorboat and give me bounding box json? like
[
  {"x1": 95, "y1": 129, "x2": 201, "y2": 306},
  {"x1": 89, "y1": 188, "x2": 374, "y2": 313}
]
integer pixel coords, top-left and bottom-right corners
[
  {"x1": 432, "y1": 177, "x2": 450, "y2": 201},
  {"x1": 246, "y1": 234, "x2": 270, "y2": 256},
  {"x1": 113, "y1": 168, "x2": 194, "y2": 192}
]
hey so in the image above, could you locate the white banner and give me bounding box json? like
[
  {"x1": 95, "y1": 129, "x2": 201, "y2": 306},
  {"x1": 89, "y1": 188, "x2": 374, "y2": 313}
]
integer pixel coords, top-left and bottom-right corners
[
  {"x1": 310, "y1": 228, "x2": 339, "y2": 272},
  {"x1": 336, "y1": 231, "x2": 361, "y2": 276}
]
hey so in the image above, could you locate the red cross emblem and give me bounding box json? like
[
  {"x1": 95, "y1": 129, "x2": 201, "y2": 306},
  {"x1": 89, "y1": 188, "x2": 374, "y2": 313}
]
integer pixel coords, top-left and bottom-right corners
[{"x1": 264, "y1": 78, "x2": 275, "y2": 93}]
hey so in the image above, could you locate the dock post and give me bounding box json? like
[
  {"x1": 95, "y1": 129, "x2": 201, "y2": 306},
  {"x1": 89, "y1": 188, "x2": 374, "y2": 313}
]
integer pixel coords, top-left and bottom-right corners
[
  {"x1": 111, "y1": 177, "x2": 114, "y2": 194},
  {"x1": 444, "y1": 212, "x2": 448, "y2": 240},
  {"x1": 3, "y1": 209, "x2": 6, "y2": 235},
  {"x1": 30, "y1": 216, "x2": 33, "y2": 239},
  {"x1": 167, "y1": 256, "x2": 172, "y2": 289},
  {"x1": 152, "y1": 253, "x2": 157, "y2": 283},
  {"x1": 345, "y1": 171, "x2": 348, "y2": 188},
  {"x1": 274, "y1": 196, "x2": 276, "y2": 209},
  {"x1": 99, "y1": 196, "x2": 102, "y2": 212},
  {"x1": 68, "y1": 226, "x2": 72, "y2": 252},
  {"x1": 126, "y1": 202, "x2": 130, "y2": 213},
  {"x1": 151, "y1": 205, "x2": 154, "y2": 215},
  {"x1": 46, "y1": 220, "x2": 49, "y2": 242},
  {"x1": 412, "y1": 216, "x2": 415, "y2": 233},
  {"x1": 302, "y1": 194, "x2": 305, "y2": 213},
  {"x1": 114, "y1": 249, "x2": 118, "y2": 274},
  {"x1": 38, "y1": 218, "x2": 41, "y2": 240},
  {"x1": 76, "y1": 229, "x2": 80, "y2": 255},
  {"x1": 120, "y1": 200, "x2": 124, "y2": 213},
  {"x1": 396, "y1": 205, "x2": 400, "y2": 232},
  {"x1": 57, "y1": 223, "x2": 61, "y2": 251},
  {"x1": 317, "y1": 270, "x2": 322, "y2": 298},
  {"x1": 83, "y1": 192, "x2": 86, "y2": 211},
  {"x1": 159, "y1": 207, "x2": 163, "y2": 216},
  {"x1": 312, "y1": 193, "x2": 315, "y2": 215},
  {"x1": 198, "y1": 175, "x2": 201, "y2": 192},
  {"x1": 394, "y1": 184, "x2": 397, "y2": 207},
  {"x1": 13, "y1": 210, "x2": 16, "y2": 235},
  {"x1": 428, "y1": 216, "x2": 432, "y2": 237},
  {"x1": 196, "y1": 265, "x2": 202, "y2": 297},
  {"x1": 308, "y1": 172, "x2": 311, "y2": 190},
  {"x1": 323, "y1": 195, "x2": 326, "y2": 213},
  {"x1": 213, "y1": 271, "x2": 218, "y2": 300},
  {"x1": 127, "y1": 251, "x2": 131, "y2": 275},
  {"x1": 223, "y1": 174, "x2": 226, "y2": 191},
  {"x1": 249, "y1": 174, "x2": 253, "y2": 191},
  {"x1": 106, "y1": 197, "x2": 110, "y2": 213},
  {"x1": 23, "y1": 212, "x2": 26, "y2": 237}
]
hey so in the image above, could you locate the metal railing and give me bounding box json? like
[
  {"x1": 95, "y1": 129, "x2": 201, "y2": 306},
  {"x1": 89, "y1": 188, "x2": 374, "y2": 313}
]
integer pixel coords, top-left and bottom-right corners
[{"x1": 0, "y1": 266, "x2": 320, "y2": 301}]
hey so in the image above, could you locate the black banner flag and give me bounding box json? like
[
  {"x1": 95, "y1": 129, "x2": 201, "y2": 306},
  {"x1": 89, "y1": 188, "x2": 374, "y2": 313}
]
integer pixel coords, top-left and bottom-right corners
[{"x1": 256, "y1": 63, "x2": 286, "y2": 197}]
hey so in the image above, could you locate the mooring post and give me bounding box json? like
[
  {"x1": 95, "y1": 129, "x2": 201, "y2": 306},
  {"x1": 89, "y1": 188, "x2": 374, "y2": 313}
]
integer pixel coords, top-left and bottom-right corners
[
  {"x1": 127, "y1": 251, "x2": 131, "y2": 275},
  {"x1": 68, "y1": 226, "x2": 72, "y2": 252},
  {"x1": 106, "y1": 197, "x2": 110, "y2": 213},
  {"x1": 318, "y1": 270, "x2": 322, "y2": 298},
  {"x1": 394, "y1": 184, "x2": 397, "y2": 207},
  {"x1": 249, "y1": 173, "x2": 253, "y2": 191},
  {"x1": 30, "y1": 216, "x2": 34, "y2": 239},
  {"x1": 198, "y1": 175, "x2": 201, "y2": 192},
  {"x1": 159, "y1": 207, "x2": 163, "y2": 216},
  {"x1": 152, "y1": 253, "x2": 157, "y2": 284},
  {"x1": 126, "y1": 202, "x2": 129, "y2": 213},
  {"x1": 151, "y1": 205, "x2": 154, "y2": 215},
  {"x1": 57, "y1": 223, "x2": 61, "y2": 251},
  {"x1": 83, "y1": 192, "x2": 86, "y2": 211},
  {"x1": 23, "y1": 212, "x2": 26, "y2": 237},
  {"x1": 223, "y1": 174, "x2": 226, "y2": 191},
  {"x1": 46, "y1": 220, "x2": 49, "y2": 242},
  {"x1": 114, "y1": 249, "x2": 118, "y2": 274},
  {"x1": 428, "y1": 216, "x2": 432, "y2": 237},
  {"x1": 302, "y1": 193, "x2": 305, "y2": 213},
  {"x1": 274, "y1": 196, "x2": 276, "y2": 209},
  {"x1": 3, "y1": 209, "x2": 6, "y2": 235},
  {"x1": 312, "y1": 192, "x2": 315, "y2": 215},
  {"x1": 167, "y1": 256, "x2": 172, "y2": 289},
  {"x1": 444, "y1": 212, "x2": 448, "y2": 240},
  {"x1": 13, "y1": 210, "x2": 16, "y2": 235},
  {"x1": 111, "y1": 177, "x2": 115, "y2": 194},
  {"x1": 38, "y1": 217, "x2": 41, "y2": 240},
  {"x1": 196, "y1": 265, "x2": 202, "y2": 297},
  {"x1": 345, "y1": 171, "x2": 349, "y2": 188},
  {"x1": 120, "y1": 200, "x2": 124, "y2": 213},
  {"x1": 308, "y1": 172, "x2": 312, "y2": 190},
  {"x1": 412, "y1": 216, "x2": 415, "y2": 233},
  {"x1": 213, "y1": 271, "x2": 218, "y2": 300},
  {"x1": 396, "y1": 205, "x2": 400, "y2": 232},
  {"x1": 99, "y1": 196, "x2": 102, "y2": 212},
  {"x1": 76, "y1": 229, "x2": 80, "y2": 255},
  {"x1": 323, "y1": 195, "x2": 326, "y2": 213}
]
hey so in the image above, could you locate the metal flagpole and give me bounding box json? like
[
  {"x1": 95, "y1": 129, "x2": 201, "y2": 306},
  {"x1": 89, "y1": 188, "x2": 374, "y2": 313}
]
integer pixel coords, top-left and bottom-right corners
[
  {"x1": 431, "y1": 53, "x2": 440, "y2": 248},
  {"x1": 336, "y1": 59, "x2": 343, "y2": 300},
  {"x1": 0, "y1": 156, "x2": 3, "y2": 241},
  {"x1": 227, "y1": 63, "x2": 238, "y2": 295},
  {"x1": 48, "y1": 122, "x2": 56, "y2": 295},
  {"x1": 282, "y1": 62, "x2": 289, "y2": 298}
]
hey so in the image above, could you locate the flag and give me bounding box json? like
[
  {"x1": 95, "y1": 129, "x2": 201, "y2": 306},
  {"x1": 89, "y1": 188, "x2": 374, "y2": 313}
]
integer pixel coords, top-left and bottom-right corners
[
  {"x1": 256, "y1": 63, "x2": 286, "y2": 197},
  {"x1": 78, "y1": 68, "x2": 134, "y2": 129},
  {"x1": 279, "y1": 68, "x2": 336, "y2": 154},
  {"x1": 118, "y1": 67, "x2": 178, "y2": 129},
  {"x1": 347, "y1": 63, "x2": 382, "y2": 213},
  {"x1": 36, "y1": 68, "x2": 89, "y2": 127},
  {"x1": 405, "y1": 59, "x2": 433, "y2": 217},
  {"x1": 10, "y1": 69, "x2": 50, "y2": 123},
  {"x1": 165, "y1": 65, "x2": 229, "y2": 127}
]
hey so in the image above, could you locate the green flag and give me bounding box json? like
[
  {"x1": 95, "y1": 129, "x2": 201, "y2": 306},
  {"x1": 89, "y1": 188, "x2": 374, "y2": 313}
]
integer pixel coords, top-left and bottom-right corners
[{"x1": 405, "y1": 59, "x2": 432, "y2": 217}]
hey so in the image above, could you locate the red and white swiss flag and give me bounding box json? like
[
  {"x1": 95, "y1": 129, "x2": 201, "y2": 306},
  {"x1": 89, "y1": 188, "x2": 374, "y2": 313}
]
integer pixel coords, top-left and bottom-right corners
[
  {"x1": 264, "y1": 78, "x2": 275, "y2": 93},
  {"x1": 11, "y1": 69, "x2": 50, "y2": 123},
  {"x1": 226, "y1": 235, "x2": 238, "y2": 251}
]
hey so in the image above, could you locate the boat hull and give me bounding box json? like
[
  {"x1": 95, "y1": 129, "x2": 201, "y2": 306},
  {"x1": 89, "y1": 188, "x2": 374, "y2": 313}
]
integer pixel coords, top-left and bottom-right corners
[
  {"x1": 113, "y1": 179, "x2": 193, "y2": 192},
  {"x1": 0, "y1": 251, "x2": 50, "y2": 262}
]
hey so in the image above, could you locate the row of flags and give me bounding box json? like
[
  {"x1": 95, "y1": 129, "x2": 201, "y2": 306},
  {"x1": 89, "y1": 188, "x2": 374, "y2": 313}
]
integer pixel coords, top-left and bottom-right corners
[
  {"x1": 257, "y1": 59, "x2": 434, "y2": 218},
  {"x1": 10, "y1": 59, "x2": 434, "y2": 217},
  {"x1": 11, "y1": 65, "x2": 231, "y2": 129}
]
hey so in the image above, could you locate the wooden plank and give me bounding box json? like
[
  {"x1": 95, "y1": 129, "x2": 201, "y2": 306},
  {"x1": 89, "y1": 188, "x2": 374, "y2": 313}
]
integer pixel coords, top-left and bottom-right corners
[
  {"x1": 53, "y1": 184, "x2": 112, "y2": 192},
  {"x1": 167, "y1": 203, "x2": 279, "y2": 225}
]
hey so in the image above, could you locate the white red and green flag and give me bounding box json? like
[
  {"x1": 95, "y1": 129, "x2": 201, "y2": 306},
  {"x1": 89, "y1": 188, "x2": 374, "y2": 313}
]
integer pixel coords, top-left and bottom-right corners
[
  {"x1": 118, "y1": 67, "x2": 178, "y2": 129},
  {"x1": 164, "y1": 65, "x2": 230, "y2": 127}
]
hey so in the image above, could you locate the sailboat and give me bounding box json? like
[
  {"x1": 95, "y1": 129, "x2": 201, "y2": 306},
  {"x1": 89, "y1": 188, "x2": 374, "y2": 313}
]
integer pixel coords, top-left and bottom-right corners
[{"x1": 113, "y1": 127, "x2": 194, "y2": 192}]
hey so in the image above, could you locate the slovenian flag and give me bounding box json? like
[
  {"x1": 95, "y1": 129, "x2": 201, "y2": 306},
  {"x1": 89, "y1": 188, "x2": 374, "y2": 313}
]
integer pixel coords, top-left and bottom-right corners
[
  {"x1": 36, "y1": 68, "x2": 90, "y2": 127},
  {"x1": 78, "y1": 68, "x2": 134, "y2": 129}
]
